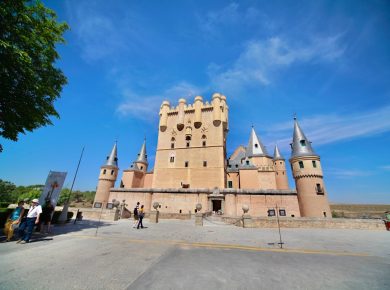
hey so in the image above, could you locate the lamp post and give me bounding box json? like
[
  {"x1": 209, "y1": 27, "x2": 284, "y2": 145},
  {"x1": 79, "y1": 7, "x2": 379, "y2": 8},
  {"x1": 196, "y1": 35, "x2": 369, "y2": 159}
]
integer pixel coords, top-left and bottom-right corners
[{"x1": 58, "y1": 146, "x2": 85, "y2": 224}]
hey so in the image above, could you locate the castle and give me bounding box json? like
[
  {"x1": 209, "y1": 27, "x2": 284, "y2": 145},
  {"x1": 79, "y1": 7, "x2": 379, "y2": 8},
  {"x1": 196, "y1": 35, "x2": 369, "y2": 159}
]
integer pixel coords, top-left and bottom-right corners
[{"x1": 93, "y1": 93, "x2": 331, "y2": 218}]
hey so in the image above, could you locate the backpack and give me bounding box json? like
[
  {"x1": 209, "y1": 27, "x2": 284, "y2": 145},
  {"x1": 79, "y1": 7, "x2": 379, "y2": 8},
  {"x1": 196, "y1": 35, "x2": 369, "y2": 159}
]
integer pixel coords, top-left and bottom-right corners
[{"x1": 133, "y1": 207, "x2": 138, "y2": 216}]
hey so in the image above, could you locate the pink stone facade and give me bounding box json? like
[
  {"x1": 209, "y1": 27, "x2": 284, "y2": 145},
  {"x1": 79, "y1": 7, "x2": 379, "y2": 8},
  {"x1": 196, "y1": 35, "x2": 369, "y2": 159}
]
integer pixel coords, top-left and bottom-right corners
[{"x1": 94, "y1": 94, "x2": 331, "y2": 218}]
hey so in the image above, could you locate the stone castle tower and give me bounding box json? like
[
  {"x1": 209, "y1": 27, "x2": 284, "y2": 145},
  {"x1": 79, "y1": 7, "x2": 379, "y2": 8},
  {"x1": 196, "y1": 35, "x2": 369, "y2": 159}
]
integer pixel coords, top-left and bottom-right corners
[
  {"x1": 289, "y1": 117, "x2": 331, "y2": 218},
  {"x1": 120, "y1": 139, "x2": 152, "y2": 188},
  {"x1": 93, "y1": 142, "x2": 119, "y2": 208},
  {"x1": 152, "y1": 93, "x2": 229, "y2": 188},
  {"x1": 273, "y1": 144, "x2": 289, "y2": 190}
]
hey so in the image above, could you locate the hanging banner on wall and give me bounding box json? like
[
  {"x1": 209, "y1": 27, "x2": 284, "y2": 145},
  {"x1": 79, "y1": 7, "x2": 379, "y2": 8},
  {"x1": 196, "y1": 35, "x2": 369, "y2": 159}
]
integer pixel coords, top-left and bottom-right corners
[{"x1": 39, "y1": 171, "x2": 67, "y2": 207}]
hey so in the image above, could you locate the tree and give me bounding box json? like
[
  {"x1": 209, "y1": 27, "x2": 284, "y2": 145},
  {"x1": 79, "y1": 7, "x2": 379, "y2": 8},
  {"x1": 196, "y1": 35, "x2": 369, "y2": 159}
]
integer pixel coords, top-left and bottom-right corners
[
  {"x1": 0, "y1": 0, "x2": 69, "y2": 152},
  {"x1": 0, "y1": 179, "x2": 16, "y2": 202}
]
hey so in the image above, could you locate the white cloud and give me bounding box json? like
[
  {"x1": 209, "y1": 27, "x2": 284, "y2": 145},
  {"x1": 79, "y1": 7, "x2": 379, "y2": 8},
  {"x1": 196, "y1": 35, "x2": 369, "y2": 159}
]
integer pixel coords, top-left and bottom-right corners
[
  {"x1": 380, "y1": 165, "x2": 390, "y2": 171},
  {"x1": 265, "y1": 105, "x2": 390, "y2": 149},
  {"x1": 116, "y1": 81, "x2": 204, "y2": 121},
  {"x1": 325, "y1": 168, "x2": 373, "y2": 178},
  {"x1": 199, "y1": 3, "x2": 260, "y2": 35},
  {"x1": 210, "y1": 36, "x2": 345, "y2": 94}
]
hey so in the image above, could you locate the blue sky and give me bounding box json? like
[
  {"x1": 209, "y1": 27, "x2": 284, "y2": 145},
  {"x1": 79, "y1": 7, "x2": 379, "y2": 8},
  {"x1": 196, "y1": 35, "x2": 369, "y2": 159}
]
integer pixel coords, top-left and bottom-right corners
[{"x1": 1, "y1": 0, "x2": 389, "y2": 204}]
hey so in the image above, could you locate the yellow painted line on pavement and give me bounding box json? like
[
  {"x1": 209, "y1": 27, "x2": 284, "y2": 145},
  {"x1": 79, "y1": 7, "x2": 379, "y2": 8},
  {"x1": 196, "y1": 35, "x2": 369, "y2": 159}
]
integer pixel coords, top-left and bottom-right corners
[{"x1": 68, "y1": 234, "x2": 370, "y2": 257}]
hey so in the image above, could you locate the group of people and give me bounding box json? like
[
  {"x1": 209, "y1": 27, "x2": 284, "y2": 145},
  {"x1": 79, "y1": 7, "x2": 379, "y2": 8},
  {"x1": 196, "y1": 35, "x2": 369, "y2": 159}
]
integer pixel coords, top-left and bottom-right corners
[
  {"x1": 132, "y1": 202, "x2": 145, "y2": 229},
  {"x1": 3, "y1": 198, "x2": 55, "y2": 243}
]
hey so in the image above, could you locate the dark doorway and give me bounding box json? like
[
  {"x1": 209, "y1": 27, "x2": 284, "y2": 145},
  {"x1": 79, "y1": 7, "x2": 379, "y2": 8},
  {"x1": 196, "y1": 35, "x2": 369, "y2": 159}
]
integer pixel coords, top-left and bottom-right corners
[{"x1": 212, "y1": 200, "x2": 221, "y2": 212}]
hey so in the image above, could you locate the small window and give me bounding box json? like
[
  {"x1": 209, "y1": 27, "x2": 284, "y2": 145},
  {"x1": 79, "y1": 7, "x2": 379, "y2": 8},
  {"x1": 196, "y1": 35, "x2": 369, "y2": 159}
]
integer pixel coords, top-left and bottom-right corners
[
  {"x1": 246, "y1": 160, "x2": 249, "y2": 165},
  {"x1": 203, "y1": 161, "x2": 207, "y2": 167},
  {"x1": 179, "y1": 209, "x2": 182, "y2": 213},
  {"x1": 171, "y1": 143, "x2": 174, "y2": 149},
  {"x1": 171, "y1": 137, "x2": 176, "y2": 142},
  {"x1": 279, "y1": 209, "x2": 286, "y2": 216},
  {"x1": 227, "y1": 181, "x2": 233, "y2": 188},
  {"x1": 316, "y1": 183, "x2": 324, "y2": 195},
  {"x1": 323, "y1": 212, "x2": 327, "y2": 218},
  {"x1": 268, "y1": 209, "x2": 276, "y2": 217},
  {"x1": 276, "y1": 172, "x2": 278, "y2": 175},
  {"x1": 299, "y1": 161, "x2": 304, "y2": 169},
  {"x1": 312, "y1": 160, "x2": 317, "y2": 168},
  {"x1": 103, "y1": 169, "x2": 106, "y2": 175},
  {"x1": 228, "y1": 165, "x2": 232, "y2": 168},
  {"x1": 185, "y1": 161, "x2": 189, "y2": 167},
  {"x1": 110, "y1": 170, "x2": 114, "y2": 175},
  {"x1": 282, "y1": 171, "x2": 285, "y2": 175},
  {"x1": 186, "y1": 142, "x2": 190, "y2": 148},
  {"x1": 186, "y1": 135, "x2": 191, "y2": 141},
  {"x1": 235, "y1": 164, "x2": 238, "y2": 168},
  {"x1": 280, "y1": 161, "x2": 282, "y2": 165},
  {"x1": 94, "y1": 202, "x2": 102, "y2": 208},
  {"x1": 202, "y1": 141, "x2": 206, "y2": 147},
  {"x1": 170, "y1": 156, "x2": 175, "y2": 163},
  {"x1": 274, "y1": 162, "x2": 276, "y2": 165},
  {"x1": 140, "y1": 166, "x2": 143, "y2": 170},
  {"x1": 255, "y1": 144, "x2": 258, "y2": 148},
  {"x1": 300, "y1": 140, "x2": 306, "y2": 146},
  {"x1": 106, "y1": 203, "x2": 113, "y2": 209}
]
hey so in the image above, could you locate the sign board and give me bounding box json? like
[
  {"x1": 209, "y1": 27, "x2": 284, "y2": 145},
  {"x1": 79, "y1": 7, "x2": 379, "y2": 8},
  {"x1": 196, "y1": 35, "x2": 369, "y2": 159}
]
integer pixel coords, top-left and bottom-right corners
[{"x1": 39, "y1": 171, "x2": 67, "y2": 207}]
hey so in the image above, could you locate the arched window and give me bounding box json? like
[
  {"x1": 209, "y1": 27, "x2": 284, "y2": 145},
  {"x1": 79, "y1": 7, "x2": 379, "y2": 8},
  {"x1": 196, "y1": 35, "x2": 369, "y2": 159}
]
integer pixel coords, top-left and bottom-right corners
[{"x1": 103, "y1": 169, "x2": 106, "y2": 175}]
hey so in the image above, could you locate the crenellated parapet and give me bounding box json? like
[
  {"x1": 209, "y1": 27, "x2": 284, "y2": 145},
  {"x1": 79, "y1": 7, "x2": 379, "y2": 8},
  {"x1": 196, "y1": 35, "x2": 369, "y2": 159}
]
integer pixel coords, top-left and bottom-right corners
[{"x1": 158, "y1": 93, "x2": 229, "y2": 132}]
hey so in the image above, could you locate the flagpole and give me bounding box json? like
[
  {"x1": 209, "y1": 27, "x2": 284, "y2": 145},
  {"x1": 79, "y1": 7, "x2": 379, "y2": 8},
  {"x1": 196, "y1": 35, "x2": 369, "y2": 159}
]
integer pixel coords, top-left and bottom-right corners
[{"x1": 58, "y1": 146, "x2": 85, "y2": 224}]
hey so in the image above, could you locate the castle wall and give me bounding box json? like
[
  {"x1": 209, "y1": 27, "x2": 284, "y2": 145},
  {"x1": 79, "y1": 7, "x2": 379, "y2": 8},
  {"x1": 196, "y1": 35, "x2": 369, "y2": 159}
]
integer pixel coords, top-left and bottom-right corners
[
  {"x1": 121, "y1": 170, "x2": 145, "y2": 188},
  {"x1": 108, "y1": 188, "x2": 299, "y2": 217},
  {"x1": 274, "y1": 160, "x2": 289, "y2": 190},
  {"x1": 144, "y1": 173, "x2": 153, "y2": 187},
  {"x1": 226, "y1": 172, "x2": 240, "y2": 188},
  {"x1": 239, "y1": 169, "x2": 260, "y2": 188}
]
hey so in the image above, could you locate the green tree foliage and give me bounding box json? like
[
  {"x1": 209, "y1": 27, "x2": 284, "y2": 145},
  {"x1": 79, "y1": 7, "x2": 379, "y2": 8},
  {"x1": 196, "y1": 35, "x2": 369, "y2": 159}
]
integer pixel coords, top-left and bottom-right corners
[
  {"x1": 0, "y1": 0, "x2": 69, "y2": 152},
  {"x1": 0, "y1": 179, "x2": 17, "y2": 203},
  {"x1": 0, "y1": 180, "x2": 43, "y2": 205}
]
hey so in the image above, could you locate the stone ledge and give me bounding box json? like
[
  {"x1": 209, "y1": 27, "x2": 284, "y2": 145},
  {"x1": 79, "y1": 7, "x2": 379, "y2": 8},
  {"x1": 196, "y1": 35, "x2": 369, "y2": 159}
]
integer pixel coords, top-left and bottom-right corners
[{"x1": 110, "y1": 188, "x2": 297, "y2": 195}]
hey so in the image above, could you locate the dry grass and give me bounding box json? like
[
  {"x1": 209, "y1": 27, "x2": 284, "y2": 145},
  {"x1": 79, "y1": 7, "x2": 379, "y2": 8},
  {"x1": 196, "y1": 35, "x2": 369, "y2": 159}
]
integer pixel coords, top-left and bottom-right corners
[{"x1": 330, "y1": 203, "x2": 390, "y2": 219}]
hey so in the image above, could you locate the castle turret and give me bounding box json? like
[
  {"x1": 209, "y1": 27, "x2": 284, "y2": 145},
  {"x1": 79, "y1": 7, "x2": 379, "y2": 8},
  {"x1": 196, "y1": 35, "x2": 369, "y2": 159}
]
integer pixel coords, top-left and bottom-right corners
[
  {"x1": 133, "y1": 139, "x2": 148, "y2": 173},
  {"x1": 159, "y1": 101, "x2": 170, "y2": 132},
  {"x1": 177, "y1": 98, "x2": 186, "y2": 131},
  {"x1": 194, "y1": 96, "x2": 203, "y2": 128},
  {"x1": 273, "y1": 144, "x2": 289, "y2": 190},
  {"x1": 212, "y1": 93, "x2": 221, "y2": 126},
  {"x1": 93, "y1": 142, "x2": 119, "y2": 208},
  {"x1": 289, "y1": 117, "x2": 331, "y2": 218}
]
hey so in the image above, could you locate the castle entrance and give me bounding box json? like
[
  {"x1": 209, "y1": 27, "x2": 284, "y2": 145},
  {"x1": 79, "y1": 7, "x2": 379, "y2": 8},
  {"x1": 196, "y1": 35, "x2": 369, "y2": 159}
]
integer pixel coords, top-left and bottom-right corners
[{"x1": 212, "y1": 200, "x2": 221, "y2": 212}]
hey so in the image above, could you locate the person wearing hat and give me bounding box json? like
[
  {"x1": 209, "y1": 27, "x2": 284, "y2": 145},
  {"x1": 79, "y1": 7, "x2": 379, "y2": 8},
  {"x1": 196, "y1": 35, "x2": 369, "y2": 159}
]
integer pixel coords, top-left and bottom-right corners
[{"x1": 17, "y1": 199, "x2": 42, "y2": 244}]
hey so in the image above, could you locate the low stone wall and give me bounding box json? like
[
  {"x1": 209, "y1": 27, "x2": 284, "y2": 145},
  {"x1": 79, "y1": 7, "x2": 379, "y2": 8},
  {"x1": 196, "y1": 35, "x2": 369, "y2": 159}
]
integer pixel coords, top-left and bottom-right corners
[
  {"x1": 221, "y1": 216, "x2": 386, "y2": 230},
  {"x1": 158, "y1": 212, "x2": 192, "y2": 220}
]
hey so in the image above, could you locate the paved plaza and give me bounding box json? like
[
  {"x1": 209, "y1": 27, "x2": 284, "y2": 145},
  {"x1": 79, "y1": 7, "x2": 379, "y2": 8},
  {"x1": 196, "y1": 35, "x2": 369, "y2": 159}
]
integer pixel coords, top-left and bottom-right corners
[{"x1": 0, "y1": 217, "x2": 389, "y2": 290}]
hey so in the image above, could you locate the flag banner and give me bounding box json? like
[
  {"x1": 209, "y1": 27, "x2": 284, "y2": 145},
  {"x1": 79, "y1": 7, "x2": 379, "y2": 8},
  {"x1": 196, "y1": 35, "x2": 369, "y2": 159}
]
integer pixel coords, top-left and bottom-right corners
[{"x1": 39, "y1": 171, "x2": 67, "y2": 207}]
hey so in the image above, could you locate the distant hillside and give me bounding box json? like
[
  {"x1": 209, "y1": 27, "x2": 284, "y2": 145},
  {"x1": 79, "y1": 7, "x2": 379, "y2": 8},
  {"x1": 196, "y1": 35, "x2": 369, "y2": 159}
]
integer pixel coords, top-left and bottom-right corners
[{"x1": 330, "y1": 204, "x2": 390, "y2": 219}]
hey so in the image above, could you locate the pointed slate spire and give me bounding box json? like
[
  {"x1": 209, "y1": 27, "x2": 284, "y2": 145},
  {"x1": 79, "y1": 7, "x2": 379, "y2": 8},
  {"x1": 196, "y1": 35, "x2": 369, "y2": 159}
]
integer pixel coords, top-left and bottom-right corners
[
  {"x1": 273, "y1": 144, "x2": 284, "y2": 160},
  {"x1": 290, "y1": 117, "x2": 317, "y2": 158},
  {"x1": 105, "y1": 142, "x2": 118, "y2": 167},
  {"x1": 246, "y1": 127, "x2": 269, "y2": 157},
  {"x1": 135, "y1": 138, "x2": 148, "y2": 165}
]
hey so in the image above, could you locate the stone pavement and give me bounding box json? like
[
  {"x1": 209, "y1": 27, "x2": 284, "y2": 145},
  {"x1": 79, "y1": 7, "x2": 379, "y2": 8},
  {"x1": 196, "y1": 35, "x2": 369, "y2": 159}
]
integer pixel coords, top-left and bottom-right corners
[{"x1": 0, "y1": 218, "x2": 389, "y2": 290}]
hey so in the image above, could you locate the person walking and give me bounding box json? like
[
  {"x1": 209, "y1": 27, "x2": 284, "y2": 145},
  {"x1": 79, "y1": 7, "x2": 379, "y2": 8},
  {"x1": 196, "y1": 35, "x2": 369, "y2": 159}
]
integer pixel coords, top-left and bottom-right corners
[
  {"x1": 17, "y1": 199, "x2": 42, "y2": 244},
  {"x1": 3, "y1": 201, "x2": 25, "y2": 242},
  {"x1": 137, "y1": 205, "x2": 145, "y2": 229},
  {"x1": 132, "y1": 202, "x2": 140, "y2": 228}
]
